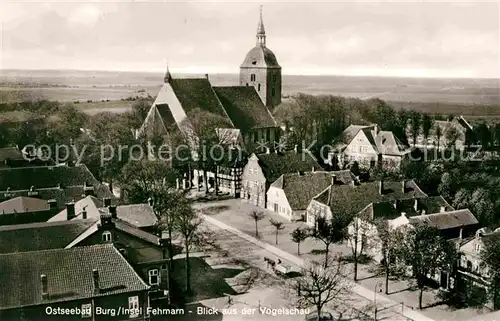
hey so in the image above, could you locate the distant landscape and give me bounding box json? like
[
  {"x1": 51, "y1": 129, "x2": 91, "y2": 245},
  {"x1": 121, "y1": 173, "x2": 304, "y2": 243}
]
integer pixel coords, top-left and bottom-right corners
[{"x1": 1, "y1": 69, "x2": 499, "y2": 121}]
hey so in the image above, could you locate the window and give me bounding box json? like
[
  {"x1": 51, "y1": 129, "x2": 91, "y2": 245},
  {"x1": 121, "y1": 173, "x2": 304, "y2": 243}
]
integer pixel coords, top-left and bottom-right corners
[
  {"x1": 475, "y1": 243, "x2": 481, "y2": 252},
  {"x1": 271, "y1": 88, "x2": 275, "y2": 97},
  {"x1": 81, "y1": 304, "x2": 92, "y2": 318},
  {"x1": 128, "y1": 296, "x2": 139, "y2": 318},
  {"x1": 102, "y1": 231, "x2": 112, "y2": 242},
  {"x1": 257, "y1": 83, "x2": 261, "y2": 91},
  {"x1": 149, "y1": 269, "x2": 159, "y2": 285},
  {"x1": 273, "y1": 74, "x2": 277, "y2": 82},
  {"x1": 250, "y1": 74, "x2": 256, "y2": 81}
]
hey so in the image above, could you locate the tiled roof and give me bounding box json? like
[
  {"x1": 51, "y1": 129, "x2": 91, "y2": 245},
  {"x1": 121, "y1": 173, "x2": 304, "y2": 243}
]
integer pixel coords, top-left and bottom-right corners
[
  {"x1": 0, "y1": 219, "x2": 97, "y2": 254},
  {"x1": 0, "y1": 244, "x2": 149, "y2": 310},
  {"x1": 213, "y1": 86, "x2": 276, "y2": 131},
  {"x1": 340, "y1": 124, "x2": 410, "y2": 156},
  {"x1": 115, "y1": 219, "x2": 160, "y2": 245},
  {"x1": 0, "y1": 196, "x2": 50, "y2": 214},
  {"x1": 116, "y1": 204, "x2": 157, "y2": 228},
  {"x1": 408, "y1": 209, "x2": 479, "y2": 230},
  {"x1": 48, "y1": 195, "x2": 103, "y2": 222},
  {"x1": 314, "y1": 180, "x2": 427, "y2": 216},
  {"x1": 256, "y1": 150, "x2": 322, "y2": 183},
  {"x1": 0, "y1": 164, "x2": 99, "y2": 191},
  {"x1": 363, "y1": 196, "x2": 452, "y2": 220},
  {"x1": 0, "y1": 208, "x2": 60, "y2": 226},
  {"x1": 271, "y1": 171, "x2": 335, "y2": 211}
]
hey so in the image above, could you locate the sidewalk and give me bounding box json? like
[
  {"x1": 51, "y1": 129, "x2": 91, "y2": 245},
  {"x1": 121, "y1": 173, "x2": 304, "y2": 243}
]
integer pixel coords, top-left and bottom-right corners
[{"x1": 202, "y1": 214, "x2": 435, "y2": 321}]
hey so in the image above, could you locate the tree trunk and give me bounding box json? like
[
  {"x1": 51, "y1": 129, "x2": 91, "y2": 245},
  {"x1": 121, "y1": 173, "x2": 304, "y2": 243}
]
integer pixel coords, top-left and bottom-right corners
[
  {"x1": 297, "y1": 242, "x2": 300, "y2": 255},
  {"x1": 275, "y1": 230, "x2": 278, "y2": 245},
  {"x1": 385, "y1": 265, "x2": 389, "y2": 295},
  {"x1": 324, "y1": 244, "x2": 330, "y2": 268},
  {"x1": 316, "y1": 304, "x2": 322, "y2": 320},
  {"x1": 188, "y1": 163, "x2": 192, "y2": 189},
  {"x1": 203, "y1": 169, "x2": 208, "y2": 194},
  {"x1": 108, "y1": 180, "x2": 113, "y2": 193},
  {"x1": 185, "y1": 241, "x2": 191, "y2": 294},
  {"x1": 419, "y1": 288, "x2": 423, "y2": 309},
  {"x1": 214, "y1": 165, "x2": 219, "y2": 196},
  {"x1": 255, "y1": 221, "x2": 258, "y2": 238},
  {"x1": 353, "y1": 254, "x2": 358, "y2": 281}
]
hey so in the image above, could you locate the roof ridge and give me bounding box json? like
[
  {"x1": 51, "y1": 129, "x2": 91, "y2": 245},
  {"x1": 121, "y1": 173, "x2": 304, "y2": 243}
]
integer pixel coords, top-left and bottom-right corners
[
  {"x1": 0, "y1": 218, "x2": 98, "y2": 231},
  {"x1": 0, "y1": 243, "x2": 111, "y2": 257}
]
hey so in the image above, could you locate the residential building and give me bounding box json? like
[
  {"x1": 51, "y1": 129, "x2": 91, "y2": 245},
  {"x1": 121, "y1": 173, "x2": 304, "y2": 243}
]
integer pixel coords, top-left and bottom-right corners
[
  {"x1": 241, "y1": 149, "x2": 322, "y2": 208},
  {"x1": 0, "y1": 196, "x2": 60, "y2": 225},
  {"x1": 267, "y1": 170, "x2": 355, "y2": 221},
  {"x1": 407, "y1": 116, "x2": 473, "y2": 150},
  {"x1": 0, "y1": 244, "x2": 150, "y2": 321},
  {"x1": 333, "y1": 124, "x2": 411, "y2": 171}
]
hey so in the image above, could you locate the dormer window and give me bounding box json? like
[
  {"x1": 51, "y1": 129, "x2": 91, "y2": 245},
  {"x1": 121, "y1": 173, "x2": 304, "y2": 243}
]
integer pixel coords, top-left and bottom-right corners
[
  {"x1": 251, "y1": 74, "x2": 256, "y2": 81},
  {"x1": 475, "y1": 243, "x2": 481, "y2": 252},
  {"x1": 148, "y1": 269, "x2": 159, "y2": 285},
  {"x1": 102, "y1": 231, "x2": 112, "y2": 242}
]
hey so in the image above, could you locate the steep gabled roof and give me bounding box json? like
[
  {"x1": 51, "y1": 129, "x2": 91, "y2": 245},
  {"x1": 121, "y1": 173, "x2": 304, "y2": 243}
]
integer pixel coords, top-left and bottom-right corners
[
  {"x1": 313, "y1": 180, "x2": 427, "y2": 216},
  {"x1": 213, "y1": 86, "x2": 276, "y2": 132},
  {"x1": 340, "y1": 124, "x2": 410, "y2": 156},
  {"x1": 0, "y1": 196, "x2": 50, "y2": 214},
  {"x1": 408, "y1": 209, "x2": 479, "y2": 230},
  {"x1": 0, "y1": 244, "x2": 149, "y2": 310},
  {"x1": 47, "y1": 195, "x2": 103, "y2": 222},
  {"x1": 361, "y1": 196, "x2": 452, "y2": 221},
  {"x1": 0, "y1": 219, "x2": 97, "y2": 254},
  {"x1": 256, "y1": 150, "x2": 322, "y2": 183}
]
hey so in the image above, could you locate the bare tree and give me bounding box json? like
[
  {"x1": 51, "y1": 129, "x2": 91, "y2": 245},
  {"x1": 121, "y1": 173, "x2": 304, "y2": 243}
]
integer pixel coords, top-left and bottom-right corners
[
  {"x1": 347, "y1": 215, "x2": 372, "y2": 281},
  {"x1": 248, "y1": 210, "x2": 265, "y2": 238},
  {"x1": 291, "y1": 227, "x2": 309, "y2": 255},
  {"x1": 288, "y1": 256, "x2": 352, "y2": 319},
  {"x1": 375, "y1": 220, "x2": 405, "y2": 294},
  {"x1": 270, "y1": 219, "x2": 285, "y2": 245}
]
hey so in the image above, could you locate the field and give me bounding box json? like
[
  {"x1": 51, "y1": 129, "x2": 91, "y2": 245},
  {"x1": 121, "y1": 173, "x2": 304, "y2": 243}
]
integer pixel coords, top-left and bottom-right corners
[{"x1": 1, "y1": 69, "x2": 499, "y2": 118}]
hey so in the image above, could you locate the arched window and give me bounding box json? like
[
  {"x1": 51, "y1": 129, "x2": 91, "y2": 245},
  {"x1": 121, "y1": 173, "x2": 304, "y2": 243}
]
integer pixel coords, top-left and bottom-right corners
[
  {"x1": 102, "y1": 231, "x2": 112, "y2": 242},
  {"x1": 148, "y1": 269, "x2": 159, "y2": 285},
  {"x1": 271, "y1": 88, "x2": 275, "y2": 96},
  {"x1": 250, "y1": 74, "x2": 256, "y2": 82},
  {"x1": 273, "y1": 74, "x2": 277, "y2": 82}
]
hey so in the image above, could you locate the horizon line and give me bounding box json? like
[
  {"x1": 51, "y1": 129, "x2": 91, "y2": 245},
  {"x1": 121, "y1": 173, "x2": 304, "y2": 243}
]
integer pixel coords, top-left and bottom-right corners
[{"x1": 1, "y1": 68, "x2": 498, "y2": 80}]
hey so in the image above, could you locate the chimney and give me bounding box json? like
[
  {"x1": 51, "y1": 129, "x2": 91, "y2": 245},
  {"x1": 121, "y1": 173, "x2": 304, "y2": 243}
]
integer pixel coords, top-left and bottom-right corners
[
  {"x1": 83, "y1": 182, "x2": 94, "y2": 196},
  {"x1": 401, "y1": 212, "x2": 407, "y2": 217},
  {"x1": 82, "y1": 209, "x2": 87, "y2": 219},
  {"x1": 459, "y1": 228, "x2": 463, "y2": 241},
  {"x1": 41, "y1": 274, "x2": 48, "y2": 299},
  {"x1": 440, "y1": 206, "x2": 446, "y2": 213},
  {"x1": 331, "y1": 174, "x2": 337, "y2": 186},
  {"x1": 379, "y1": 180, "x2": 384, "y2": 195},
  {"x1": 148, "y1": 197, "x2": 154, "y2": 207},
  {"x1": 109, "y1": 205, "x2": 117, "y2": 219},
  {"x1": 373, "y1": 124, "x2": 379, "y2": 135},
  {"x1": 401, "y1": 180, "x2": 406, "y2": 193},
  {"x1": 103, "y1": 198, "x2": 111, "y2": 207},
  {"x1": 92, "y1": 269, "x2": 100, "y2": 294},
  {"x1": 265, "y1": 147, "x2": 270, "y2": 154},
  {"x1": 294, "y1": 145, "x2": 298, "y2": 153},
  {"x1": 312, "y1": 166, "x2": 315, "y2": 173},
  {"x1": 66, "y1": 202, "x2": 75, "y2": 220},
  {"x1": 47, "y1": 199, "x2": 57, "y2": 209},
  {"x1": 205, "y1": 74, "x2": 209, "y2": 80},
  {"x1": 393, "y1": 199, "x2": 398, "y2": 209},
  {"x1": 99, "y1": 213, "x2": 113, "y2": 228},
  {"x1": 28, "y1": 186, "x2": 38, "y2": 197}
]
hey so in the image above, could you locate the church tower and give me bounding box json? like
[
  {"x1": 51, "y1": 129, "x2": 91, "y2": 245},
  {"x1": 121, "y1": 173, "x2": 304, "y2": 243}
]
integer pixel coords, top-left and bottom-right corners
[{"x1": 240, "y1": 6, "x2": 282, "y2": 108}]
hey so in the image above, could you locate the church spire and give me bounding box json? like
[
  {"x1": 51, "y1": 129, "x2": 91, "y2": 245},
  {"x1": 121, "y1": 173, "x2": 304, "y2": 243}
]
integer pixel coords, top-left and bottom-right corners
[
  {"x1": 164, "y1": 64, "x2": 172, "y2": 83},
  {"x1": 256, "y1": 5, "x2": 266, "y2": 47}
]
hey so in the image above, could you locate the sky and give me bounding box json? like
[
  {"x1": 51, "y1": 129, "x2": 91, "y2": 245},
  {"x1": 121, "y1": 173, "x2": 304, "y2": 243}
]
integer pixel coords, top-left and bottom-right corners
[{"x1": 0, "y1": 0, "x2": 499, "y2": 78}]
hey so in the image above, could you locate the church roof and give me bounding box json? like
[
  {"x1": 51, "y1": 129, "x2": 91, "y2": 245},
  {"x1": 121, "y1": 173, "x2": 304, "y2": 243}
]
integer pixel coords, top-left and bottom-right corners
[
  {"x1": 213, "y1": 86, "x2": 276, "y2": 132},
  {"x1": 241, "y1": 46, "x2": 281, "y2": 69}
]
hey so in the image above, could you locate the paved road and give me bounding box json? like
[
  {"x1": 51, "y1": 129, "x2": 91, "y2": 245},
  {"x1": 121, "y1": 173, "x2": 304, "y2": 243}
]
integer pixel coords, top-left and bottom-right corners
[{"x1": 201, "y1": 213, "x2": 431, "y2": 321}]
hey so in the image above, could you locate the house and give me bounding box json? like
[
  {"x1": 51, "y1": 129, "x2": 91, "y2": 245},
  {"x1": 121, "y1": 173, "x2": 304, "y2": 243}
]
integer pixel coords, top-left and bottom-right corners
[
  {"x1": 407, "y1": 116, "x2": 473, "y2": 150},
  {"x1": 0, "y1": 164, "x2": 115, "y2": 208},
  {"x1": 0, "y1": 196, "x2": 61, "y2": 225},
  {"x1": 333, "y1": 124, "x2": 411, "y2": 171},
  {"x1": 241, "y1": 149, "x2": 322, "y2": 208},
  {"x1": 0, "y1": 146, "x2": 55, "y2": 168},
  {"x1": 305, "y1": 179, "x2": 427, "y2": 226},
  {"x1": 266, "y1": 170, "x2": 356, "y2": 221},
  {"x1": 0, "y1": 244, "x2": 150, "y2": 321}
]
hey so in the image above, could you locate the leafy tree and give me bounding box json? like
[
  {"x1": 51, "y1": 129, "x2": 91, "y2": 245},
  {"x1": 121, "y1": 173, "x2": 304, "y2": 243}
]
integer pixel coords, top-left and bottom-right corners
[
  {"x1": 435, "y1": 124, "x2": 443, "y2": 150},
  {"x1": 437, "y1": 172, "x2": 454, "y2": 200},
  {"x1": 288, "y1": 256, "x2": 351, "y2": 318},
  {"x1": 470, "y1": 188, "x2": 495, "y2": 227},
  {"x1": 291, "y1": 227, "x2": 309, "y2": 255},
  {"x1": 312, "y1": 210, "x2": 351, "y2": 268},
  {"x1": 492, "y1": 123, "x2": 500, "y2": 148},
  {"x1": 401, "y1": 224, "x2": 458, "y2": 309},
  {"x1": 452, "y1": 188, "x2": 472, "y2": 210},
  {"x1": 270, "y1": 219, "x2": 285, "y2": 245},
  {"x1": 376, "y1": 220, "x2": 405, "y2": 294},
  {"x1": 445, "y1": 126, "x2": 460, "y2": 149},
  {"x1": 248, "y1": 210, "x2": 265, "y2": 238},
  {"x1": 408, "y1": 111, "x2": 422, "y2": 146},
  {"x1": 481, "y1": 232, "x2": 500, "y2": 309},
  {"x1": 421, "y1": 114, "x2": 434, "y2": 145},
  {"x1": 473, "y1": 122, "x2": 491, "y2": 149}
]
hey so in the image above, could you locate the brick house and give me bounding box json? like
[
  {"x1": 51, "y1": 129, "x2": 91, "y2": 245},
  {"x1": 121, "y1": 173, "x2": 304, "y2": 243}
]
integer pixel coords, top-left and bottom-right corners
[
  {"x1": 241, "y1": 149, "x2": 322, "y2": 208},
  {"x1": 0, "y1": 244, "x2": 150, "y2": 321}
]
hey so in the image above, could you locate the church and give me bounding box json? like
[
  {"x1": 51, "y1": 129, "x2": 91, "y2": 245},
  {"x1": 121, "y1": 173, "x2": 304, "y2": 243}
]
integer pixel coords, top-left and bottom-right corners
[{"x1": 137, "y1": 7, "x2": 282, "y2": 153}]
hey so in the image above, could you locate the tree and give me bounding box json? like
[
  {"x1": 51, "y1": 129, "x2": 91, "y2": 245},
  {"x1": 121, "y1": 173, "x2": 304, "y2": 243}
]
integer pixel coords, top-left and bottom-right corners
[
  {"x1": 492, "y1": 123, "x2": 500, "y2": 148},
  {"x1": 270, "y1": 219, "x2": 285, "y2": 245},
  {"x1": 347, "y1": 215, "x2": 372, "y2": 281},
  {"x1": 452, "y1": 188, "x2": 472, "y2": 210},
  {"x1": 408, "y1": 111, "x2": 422, "y2": 146},
  {"x1": 173, "y1": 197, "x2": 204, "y2": 294},
  {"x1": 481, "y1": 232, "x2": 500, "y2": 309},
  {"x1": 376, "y1": 220, "x2": 405, "y2": 294},
  {"x1": 312, "y1": 210, "x2": 351, "y2": 268},
  {"x1": 291, "y1": 227, "x2": 309, "y2": 255},
  {"x1": 445, "y1": 125, "x2": 460, "y2": 149},
  {"x1": 435, "y1": 124, "x2": 443, "y2": 150},
  {"x1": 470, "y1": 188, "x2": 495, "y2": 227},
  {"x1": 474, "y1": 122, "x2": 491, "y2": 149},
  {"x1": 401, "y1": 224, "x2": 458, "y2": 309},
  {"x1": 248, "y1": 210, "x2": 265, "y2": 238},
  {"x1": 437, "y1": 172, "x2": 454, "y2": 200},
  {"x1": 120, "y1": 160, "x2": 179, "y2": 203},
  {"x1": 421, "y1": 114, "x2": 434, "y2": 146},
  {"x1": 288, "y1": 256, "x2": 351, "y2": 318}
]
